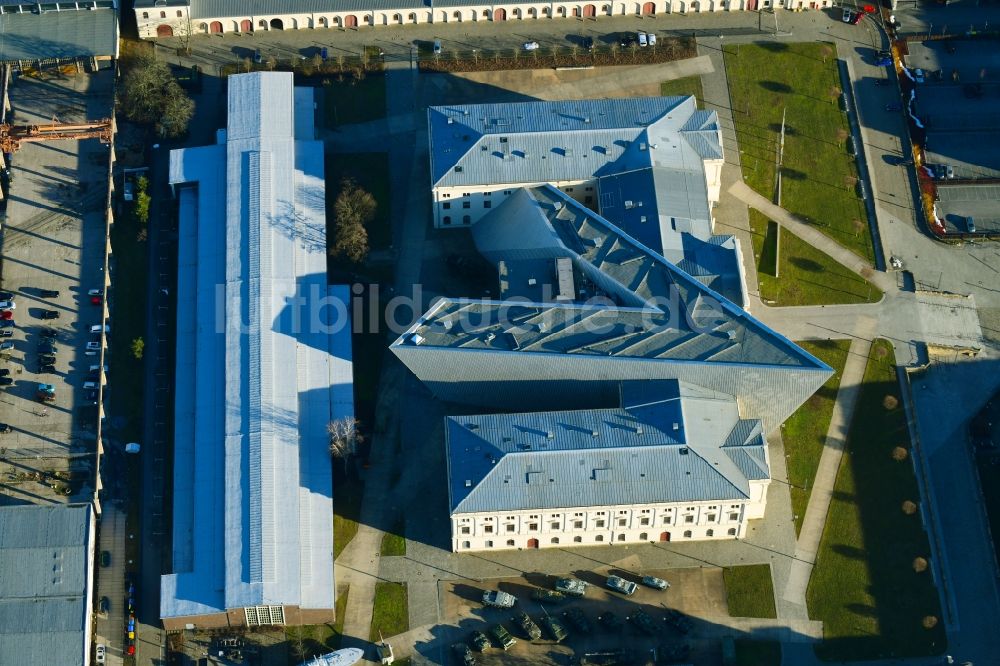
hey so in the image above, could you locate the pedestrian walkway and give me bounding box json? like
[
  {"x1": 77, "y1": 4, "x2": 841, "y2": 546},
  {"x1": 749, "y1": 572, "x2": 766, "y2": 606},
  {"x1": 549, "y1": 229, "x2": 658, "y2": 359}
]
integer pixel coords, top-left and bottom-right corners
[
  {"x1": 728, "y1": 180, "x2": 898, "y2": 296},
  {"x1": 782, "y1": 333, "x2": 874, "y2": 611},
  {"x1": 94, "y1": 505, "x2": 127, "y2": 666}
]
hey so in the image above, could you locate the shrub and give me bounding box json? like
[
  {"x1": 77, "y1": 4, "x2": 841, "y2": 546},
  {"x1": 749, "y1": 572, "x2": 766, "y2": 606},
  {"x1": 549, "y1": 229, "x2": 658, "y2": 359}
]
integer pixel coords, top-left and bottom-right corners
[
  {"x1": 912, "y1": 557, "x2": 928, "y2": 573},
  {"x1": 902, "y1": 500, "x2": 918, "y2": 515},
  {"x1": 892, "y1": 446, "x2": 909, "y2": 462},
  {"x1": 921, "y1": 615, "x2": 938, "y2": 629},
  {"x1": 883, "y1": 395, "x2": 899, "y2": 410}
]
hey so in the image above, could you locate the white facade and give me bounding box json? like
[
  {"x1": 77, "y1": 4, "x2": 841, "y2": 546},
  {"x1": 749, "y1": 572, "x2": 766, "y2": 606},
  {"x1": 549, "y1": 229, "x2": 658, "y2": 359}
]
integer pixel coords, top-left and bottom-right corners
[
  {"x1": 136, "y1": 0, "x2": 833, "y2": 40},
  {"x1": 434, "y1": 180, "x2": 593, "y2": 227},
  {"x1": 451, "y1": 484, "x2": 767, "y2": 552}
]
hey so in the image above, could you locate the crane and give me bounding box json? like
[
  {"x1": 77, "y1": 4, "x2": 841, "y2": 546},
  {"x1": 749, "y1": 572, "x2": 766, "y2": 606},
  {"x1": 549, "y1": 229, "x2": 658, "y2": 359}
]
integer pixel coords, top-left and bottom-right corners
[{"x1": 0, "y1": 117, "x2": 113, "y2": 154}]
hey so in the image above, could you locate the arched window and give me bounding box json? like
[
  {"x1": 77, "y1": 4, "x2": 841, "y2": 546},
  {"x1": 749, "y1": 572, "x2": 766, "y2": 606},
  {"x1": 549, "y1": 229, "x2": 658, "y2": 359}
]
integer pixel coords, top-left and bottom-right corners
[
  {"x1": 506, "y1": 539, "x2": 515, "y2": 546},
  {"x1": 409, "y1": 12, "x2": 417, "y2": 21},
  {"x1": 198, "y1": 22, "x2": 208, "y2": 32},
  {"x1": 603, "y1": 4, "x2": 612, "y2": 13},
  {"x1": 364, "y1": 14, "x2": 372, "y2": 23},
  {"x1": 639, "y1": 532, "x2": 648, "y2": 541},
  {"x1": 443, "y1": 216, "x2": 451, "y2": 225},
  {"x1": 595, "y1": 534, "x2": 604, "y2": 542},
  {"x1": 485, "y1": 540, "x2": 493, "y2": 548},
  {"x1": 159, "y1": 11, "x2": 166, "y2": 18},
  {"x1": 551, "y1": 537, "x2": 559, "y2": 544},
  {"x1": 176, "y1": 10, "x2": 182, "y2": 17},
  {"x1": 706, "y1": 529, "x2": 714, "y2": 537},
  {"x1": 573, "y1": 536, "x2": 582, "y2": 543},
  {"x1": 728, "y1": 527, "x2": 737, "y2": 536},
  {"x1": 461, "y1": 540, "x2": 470, "y2": 549},
  {"x1": 462, "y1": 215, "x2": 471, "y2": 224},
  {"x1": 617, "y1": 534, "x2": 626, "y2": 541},
  {"x1": 259, "y1": 19, "x2": 267, "y2": 27},
  {"x1": 483, "y1": 9, "x2": 490, "y2": 16},
  {"x1": 454, "y1": 10, "x2": 461, "y2": 18},
  {"x1": 142, "y1": 11, "x2": 148, "y2": 18},
  {"x1": 542, "y1": 6, "x2": 551, "y2": 14},
  {"x1": 683, "y1": 530, "x2": 692, "y2": 538}
]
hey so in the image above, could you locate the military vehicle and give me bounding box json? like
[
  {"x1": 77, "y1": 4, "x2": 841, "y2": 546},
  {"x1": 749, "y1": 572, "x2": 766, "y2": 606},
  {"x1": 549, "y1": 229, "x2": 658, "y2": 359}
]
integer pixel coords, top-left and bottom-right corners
[
  {"x1": 490, "y1": 624, "x2": 516, "y2": 651},
  {"x1": 641, "y1": 576, "x2": 669, "y2": 591},
  {"x1": 580, "y1": 649, "x2": 634, "y2": 665},
  {"x1": 605, "y1": 575, "x2": 637, "y2": 596},
  {"x1": 451, "y1": 642, "x2": 476, "y2": 665},
  {"x1": 554, "y1": 577, "x2": 588, "y2": 597},
  {"x1": 481, "y1": 590, "x2": 516, "y2": 608},
  {"x1": 541, "y1": 612, "x2": 569, "y2": 642},
  {"x1": 598, "y1": 611, "x2": 623, "y2": 631},
  {"x1": 563, "y1": 607, "x2": 591, "y2": 633},
  {"x1": 629, "y1": 610, "x2": 658, "y2": 636},
  {"x1": 513, "y1": 611, "x2": 542, "y2": 640},
  {"x1": 663, "y1": 609, "x2": 692, "y2": 634},
  {"x1": 470, "y1": 630, "x2": 490, "y2": 652},
  {"x1": 532, "y1": 588, "x2": 566, "y2": 604}
]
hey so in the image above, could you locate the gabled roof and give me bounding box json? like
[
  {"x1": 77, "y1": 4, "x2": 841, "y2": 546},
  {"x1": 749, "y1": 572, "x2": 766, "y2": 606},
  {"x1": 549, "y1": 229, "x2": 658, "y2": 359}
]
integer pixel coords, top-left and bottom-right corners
[
  {"x1": 429, "y1": 97, "x2": 721, "y2": 189},
  {"x1": 0, "y1": 3, "x2": 118, "y2": 63},
  {"x1": 446, "y1": 380, "x2": 767, "y2": 513}
]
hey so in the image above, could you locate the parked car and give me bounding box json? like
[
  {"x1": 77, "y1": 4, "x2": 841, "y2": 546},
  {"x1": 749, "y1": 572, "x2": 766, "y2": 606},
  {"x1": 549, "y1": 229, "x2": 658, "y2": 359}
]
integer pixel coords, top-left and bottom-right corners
[
  {"x1": 125, "y1": 442, "x2": 141, "y2": 454},
  {"x1": 0, "y1": 300, "x2": 15, "y2": 310},
  {"x1": 39, "y1": 363, "x2": 56, "y2": 374},
  {"x1": 647, "y1": 32, "x2": 656, "y2": 46},
  {"x1": 470, "y1": 630, "x2": 490, "y2": 652},
  {"x1": 638, "y1": 32, "x2": 648, "y2": 47},
  {"x1": 599, "y1": 611, "x2": 623, "y2": 631},
  {"x1": 582, "y1": 36, "x2": 594, "y2": 50},
  {"x1": 40, "y1": 327, "x2": 58, "y2": 339},
  {"x1": 123, "y1": 179, "x2": 134, "y2": 202},
  {"x1": 433, "y1": 39, "x2": 442, "y2": 55},
  {"x1": 562, "y1": 607, "x2": 591, "y2": 633},
  {"x1": 85, "y1": 389, "x2": 99, "y2": 402},
  {"x1": 946, "y1": 164, "x2": 955, "y2": 179},
  {"x1": 0, "y1": 291, "x2": 13, "y2": 301},
  {"x1": 39, "y1": 342, "x2": 56, "y2": 354},
  {"x1": 38, "y1": 289, "x2": 59, "y2": 298},
  {"x1": 914, "y1": 68, "x2": 925, "y2": 83},
  {"x1": 967, "y1": 216, "x2": 976, "y2": 233},
  {"x1": 40, "y1": 310, "x2": 59, "y2": 320},
  {"x1": 490, "y1": 624, "x2": 516, "y2": 651},
  {"x1": 0, "y1": 341, "x2": 13, "y2": 351},
  {"x1": 618, "y1": 32, "x2": 638, "y2": 47},
  {"x1": 0, "y1": 370, "x2": 8, "y2": 376},
  {"x1": 100, "y1": 550, "x2": 111, "y2": 566},
  {"x1": 532, "y1": 588, "x2": 566, "y2": 604},
  {"x1": 0, "y1": 311, "x2": 12, "y2": 320},
  {"x1": 641, "y1": 575, "x2": 670, "y2": 590},
  {"x1": 841, "y1": 8, "x2": 855, "y2": 22},
  {"x1": 87, "y1": 341, "x2": 101, "y2": 351},
  {"x1": 38, "y1": 354, "x2": 56, "y2": 365},
  {"x1": 605, "y1": 575, "x2": 638, "y2": 596},
  {"x1": 522, "y1": 41, "x2": 540, "y2": 51},
  {"x1": 95, "y1": 644, "x2": 106, "y2": 665},
  {"x1": 0, "y1": 320, "x2": 13, "y2": 329},
  {"x1": 0, "y1": 377, "x2": 13, "y2": 386},
  {"x1": 99, "y1": 596, "x2": 110, "y2": 614},
  {"x1": 541, "y1": 613, "x2": 568, "y2": 642},
  {"x1": 253, "y1": 49, "x2": 263, "y2": 63},
  {"x1": 90, "y1": 324, "x2": 110, "y2": 334},
  {"x1": 0, "y1": 423, "x2": 11, "y2": 433},
  {"x1": 0, "y1": 331, "x2": 11, "y2": 338}
]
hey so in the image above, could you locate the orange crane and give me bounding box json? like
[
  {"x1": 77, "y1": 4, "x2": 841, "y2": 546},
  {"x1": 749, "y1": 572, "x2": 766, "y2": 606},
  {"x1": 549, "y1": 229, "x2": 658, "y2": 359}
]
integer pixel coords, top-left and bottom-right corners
[{"x1": 0, "y1": 117, "x2": 113, "y2": 154}]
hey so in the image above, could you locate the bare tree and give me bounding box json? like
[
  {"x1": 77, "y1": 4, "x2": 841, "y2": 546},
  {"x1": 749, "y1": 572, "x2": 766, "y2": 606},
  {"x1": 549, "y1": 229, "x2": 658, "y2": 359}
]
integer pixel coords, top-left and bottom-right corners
[{"x1": 328, "y1": 417, "x2": 364, "y2": 471}]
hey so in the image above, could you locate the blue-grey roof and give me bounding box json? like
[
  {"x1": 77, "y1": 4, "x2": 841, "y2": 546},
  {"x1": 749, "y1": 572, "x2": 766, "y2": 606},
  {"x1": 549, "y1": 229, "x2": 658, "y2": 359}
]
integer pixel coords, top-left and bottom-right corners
[
  {"x1": 0, "y1": 504, "x2": 93, "y2": 666},
  {"x1": 446, "y1": 380, "x2": 767, "y2": 513},
  {"x1": 162, "y1": 73, "x2": 351, "y2": 620},
  {"x1": 429, "y1": 97, "x2": 722, "y2": 189},
  {"x1": 182, "y1": 0, "x2": 429, "y2": 17},
  {"x1": 0, "y1": 3, "x2": 117, "y2": 62}
]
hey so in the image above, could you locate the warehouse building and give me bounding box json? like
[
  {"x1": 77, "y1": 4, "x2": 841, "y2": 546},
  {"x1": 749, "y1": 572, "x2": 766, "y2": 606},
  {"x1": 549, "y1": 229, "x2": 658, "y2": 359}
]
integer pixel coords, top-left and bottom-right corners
[
  {"x1": 0, "y1": 1, "x2": 119, "y2": 66},
  {"x1": 161, "y1": 72, "x2": 353, "y2": 630}
]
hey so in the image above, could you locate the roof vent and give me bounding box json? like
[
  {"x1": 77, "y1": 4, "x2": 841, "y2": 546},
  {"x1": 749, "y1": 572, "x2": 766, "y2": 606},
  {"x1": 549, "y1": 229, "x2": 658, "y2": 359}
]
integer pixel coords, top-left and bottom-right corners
[
  {"x1": 673, "y1": 422, "x2": 680, "y2": 431},
  {"x1": 679, "y1": 447, "x2": 689, "y2": 455},
  {"x1": 639, "y1": 142, "x2": 648, "y2": 151},
  {"x1": 411, "y1": 333, "x2": 425, "y2": 345},
  {"x1": 624, "y1": 200, "x2": 634, "y2": 209},
  {"x1": 464, "y1": 479, "x2": 472, "y2": 487},
  {"x1": 591, "y1": 430, "x2": 600, "y2": 438},
  {"x1": 538, "y1": 322, "x2": 547, "y2": 332},
  {"x1": 546, "y1": 431, "x2": 554, "y2": 439},
  {"x1": 447, "y1": 118, "x2": 454, "y2": 124},
  {"x1": 584, "y1": 117, "x2": 591, "y2": 123},
  {"x1": 463, "y1": 110, "x2": 470, "y2": 115},
  {"x1": 639, "y1": 215, "x2": 647, "y2": 223},
  {"x1": 485, "y1": 332, "x2": 496, "y2": 343},
  {"x1": 442, "y1": 319, "x2": 453, "y2": 330},
  {"x1": 466, "y1": 423, "x2": 479, "y2": 430},
  {"x1": 635, "y1": 426, "x2": 643, "y2": 435},
  {"x1": 528, "y1": 278, "x2": 537, "y2": 286},
  {"x1": 554, "y1": 201, "x2": 563, "y2": 211}
]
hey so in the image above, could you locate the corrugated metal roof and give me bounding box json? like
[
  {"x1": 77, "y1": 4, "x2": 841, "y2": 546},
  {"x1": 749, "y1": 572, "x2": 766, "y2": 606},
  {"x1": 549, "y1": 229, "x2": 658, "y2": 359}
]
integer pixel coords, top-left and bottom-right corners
[
  {"x1": 162, "y1": 73, "x2": 347, "y2": 620},
  {"x1": 0, "y1": 504, "x2": 92, "y2": 666},
  {"x1": 447, "y1": 380, "x2": 767, "y2": 513},
  {"x1": 0, "y1": 6, "x2": 117, "y2": 62},
  {"x1": 187, "y1": 0, "x2": 427, "y2": 17},
  {"x1": 429, "y1": 97, "x2": 719, "y2": 188}
]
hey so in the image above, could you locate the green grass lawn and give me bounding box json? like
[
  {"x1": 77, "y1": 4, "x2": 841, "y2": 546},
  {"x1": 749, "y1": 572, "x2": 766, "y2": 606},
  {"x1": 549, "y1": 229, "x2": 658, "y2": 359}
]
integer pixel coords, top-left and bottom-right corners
[
  {"x1": 724, "y1": 43, "x2": 879, "y2": 305},
  {"x1": 334, "y1": 470, "x2": 364, "y2": 560},
  {"x1": 380, "y1": 521, "x2": 406, "y2": 556},
  {"x1": 322, "y1": 74, "x2": 387, "y2": 129},
  {"x1": 325, "y1": 151, "x2": 392, "y2": 252},
  {"x1": 660, "y1": 76, "x2": 704, "y2": 104},
  {"x1": 784, "y1": 340, "x2": 853, "y2": 535},
  {"x1": 370, "y1": 582, "x2": 409, "y2": 641},
  {"x1": 724, "y1": 564, "x2": 777, "y2": 619},
  {"x1": 735, "y1": 639, "x2": 782, "y2": 666},
  {"x1": 807, "y1": 339, "x2": 946, "y2": 661}
]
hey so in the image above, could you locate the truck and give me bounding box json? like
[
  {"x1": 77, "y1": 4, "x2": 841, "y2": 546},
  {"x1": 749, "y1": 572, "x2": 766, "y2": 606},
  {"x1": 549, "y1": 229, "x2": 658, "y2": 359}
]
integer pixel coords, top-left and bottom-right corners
[
  {"x1": 605, "y1": 575, "x2": 638, "y2": 596},
  {"x1": 490, "y1": 624, "x2": 516, "y2": 651},
  {"x1": 554, "y1": 577, "x2": 588, "y2": 597},
  {"x1": 513, "y1": 611, "x2": 541, "y2": 640},
  {"x1": 481, "y1": 590, "x2": 516, "y2": 609}
]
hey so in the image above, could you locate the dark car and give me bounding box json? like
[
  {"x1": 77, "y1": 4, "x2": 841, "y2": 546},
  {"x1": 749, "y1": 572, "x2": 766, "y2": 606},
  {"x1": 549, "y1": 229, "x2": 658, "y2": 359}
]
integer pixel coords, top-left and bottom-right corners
[
  {"x1": 0, "y1": 320, "x2": 13, "y2": 329},
  {"x1": 0, "y1": 377, "x2": 13, "y2": 386},
  {"x1": 39, "y1": 310, "x2": 60, "y2": 320},
  {"x1": 0, "y1": 291, "x2": 13, "y2": 301},
  {"x1": 85, "y1": 389, "x2": 99, "y2": 402},
  {"x1": 599, "y1": 611, "x2": 623, "y2": 631},
  {"x1": 99, "y1": 596, "x2": 110, "y2": 613},
  {"x1": 0, "y1": 370, "x2": 7, "y2": 377},
  {"x1": 0, "y1": 341, "x2": 13, "y2": 351},
  {"x1": 39, "y1": 289, "x2": 60, "y2": 298},
  {"x1": 253, "y1": 48, "x2": 263, "y2": 63},
  {"x1": 0, "y1": 423, "x2": 11, "y2": 433},
  {"x1": 38, "y1": 354, "x2": 56, "y2": 365},
  {"x1": 0, "y1": 331, "x2": 11, "y2": 338},
  {"x1": 582, "y1": 36, "x2": 594, "y2": 50},
  {"x1": 39, "y1": 342, "x2": 56, "y2": 354},
  {"x1": 618, "y1": 32, "x2": 638, "y2": 47},
  {"x1": 40, "y1": 327, "x2": 58, "y2": 339},
  {"x1": 100, "y1": 550, "x2": 111, "y2": 566},
  {"x1": 39, "y1": 363, "x2": 56, "y2": 374}
]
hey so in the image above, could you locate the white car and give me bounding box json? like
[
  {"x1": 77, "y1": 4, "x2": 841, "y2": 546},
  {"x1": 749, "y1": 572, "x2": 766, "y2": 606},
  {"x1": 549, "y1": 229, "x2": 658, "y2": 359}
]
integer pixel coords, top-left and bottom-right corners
[
  {"x1": 842, "y1": 9, "x2": 854, "y2": 23},
  {"x1": 647, "y1": 32, "x2": 657, "y2": 46},
  {"x1": 605, "y1": 575, "x2": 638, "y2": 596},
  {"x1": 86, "y1": 341, "x2": 101, "y2": 351},
  {"x1": 123, "y1": 179, "x2": 134, "y2": 202},
  {"x1": 914, "y1": 68, "x2": 925, "y2": 83},
  {"x1": 522, "y1": 41, "x2": 540, "y2": 51},
  {"x1": 90, "y1": 324, "x2": 110, "y2": 334},
  {"x1": 95, "y1": 643, "x2": 106, "y2": 664},
  {"x1": 638, "y1": 32, "x2": 648, "y2": 47},
  {"x1": 0, "y1": 300, "x2": 14, "y2": 311},
  {"x1": 125, "y1": 442, "x2": 141, "y2": 454}
]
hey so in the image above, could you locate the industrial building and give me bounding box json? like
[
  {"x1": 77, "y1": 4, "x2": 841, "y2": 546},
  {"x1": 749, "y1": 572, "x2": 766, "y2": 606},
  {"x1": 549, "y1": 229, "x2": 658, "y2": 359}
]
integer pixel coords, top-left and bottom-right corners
[
  {"x1": 0, "y1": 0, "x2": 119, "y2": 66},
  {"x1": 0, "y1": 504, "x2": 97, "y2": 665},
  {"x1": 160, "y1": 72, "x2": 354, "y2": 630}
]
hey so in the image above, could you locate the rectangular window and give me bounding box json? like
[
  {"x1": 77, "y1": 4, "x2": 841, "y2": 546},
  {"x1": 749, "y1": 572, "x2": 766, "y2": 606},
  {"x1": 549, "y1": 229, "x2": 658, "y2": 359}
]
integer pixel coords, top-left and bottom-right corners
[
  {"x1": 566, "y1": 187, "x2": 574, "y2": 193},
  {"x1": 618, "y1": 519, "x2": 627, "y2": 527},
  {"x1": 707, "y1": 514, "x2": 716, "y2": 522},
  {"x1": 585, "y1": 186, "x2": 594, "y2": 191},
  {"x1": 506, "y1": 524, "x2": 515, "y2": 532},
  {"x1": 663, "y1": 516, "x2": 672, "y2": 525},
  {"x1": 484, "y1": 201, "x2": 492, "y2": 209},
  {"x1": 640, "y1": 518, "x2": 649, "y2": 526},
  {"x1": 551, "y1": 523, "x2": 560, "y2": 530},
  {"x1": 685, "y1": 515, "x2": 694, "y2": 524},
  {"x1": 463, "y1": 201, "x2": 471, "y2": 209},
  {"x1": 574, "y1": 521, "x2": 583, "y2": 529},
  {"x1": 443, "y1": 202, "x2": 451, "y2": 209},
  {"x1": 486, "y1": 540, "x2": 494, "y2": 548},
  {"x1": 461, "y1": 526, "x2": 470, "y2": 534},
  {"x1": 595, "y1": 520, "x2": 605, "y2": 528},
  {"x1": 245, "y1": 605, "x2": 285, "y2": 627},
  {"x1": 529, "y1": 523, "x2": 539, "y2": 531},
  {"x1": 484, "y1": 191, "x2": 492, "y2": 196},
  {"x1": 729, "y1": 513, "x2": 739, "y2": 521},
  {"x1": 484, "y1": 525, "x2": 494, "y2": 533}
]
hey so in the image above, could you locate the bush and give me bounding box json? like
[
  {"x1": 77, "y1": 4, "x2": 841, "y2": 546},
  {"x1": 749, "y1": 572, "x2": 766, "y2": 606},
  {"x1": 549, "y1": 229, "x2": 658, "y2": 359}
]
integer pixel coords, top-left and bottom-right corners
[
  {"x1": 922, "y1": 615, "x2": 938, "y2": 629},
  {"x1": 913, "y1": 557, "x2": 928, "y2": 573},
  {"x1": 331, "y1": 178, "x2": 376, "y2": 264},
  {"x1": 892, "y1": 446, "x2": 909, "y2": 461},
  {"x1": 883, "y1": 395, "x2": 899, "y2": 410},
  {"x1": 131, "y1": 337, "x2": 144, "y2": 360},
  {"x1": 119, "y1": 50, "x2": 195, "y2": 138},
  {"x1": 902, "y1": 500, "x2": 918, "y2": 515}
]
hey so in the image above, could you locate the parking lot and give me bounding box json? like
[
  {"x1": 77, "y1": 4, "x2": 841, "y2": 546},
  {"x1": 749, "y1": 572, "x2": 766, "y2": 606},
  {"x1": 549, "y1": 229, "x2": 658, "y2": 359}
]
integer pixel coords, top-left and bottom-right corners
[
  {"x1": 0, "y1": 69, "x2": 113, "y2": 505},
  {"x1": 440, "y1": 569, "x2": 725, "y2": 665}
]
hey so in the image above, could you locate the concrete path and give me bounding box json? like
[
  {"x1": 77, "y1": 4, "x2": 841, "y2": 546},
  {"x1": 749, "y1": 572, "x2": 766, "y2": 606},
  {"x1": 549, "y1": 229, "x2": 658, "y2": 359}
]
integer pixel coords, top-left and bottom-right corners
[
  {"x1": 727, "y1": 180, "x2": 898, "y2": 296},
  {"x1": 94, "y1": 504, "x2": 127, "y2": 666},
  {"x1": 782, "y1": 334, "x2": 874, "y2": 611}
]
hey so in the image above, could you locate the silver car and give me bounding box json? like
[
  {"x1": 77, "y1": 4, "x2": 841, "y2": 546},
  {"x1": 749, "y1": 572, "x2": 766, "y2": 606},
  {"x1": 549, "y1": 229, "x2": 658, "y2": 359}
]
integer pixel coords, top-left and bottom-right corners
[{"x1": 641, "y1": 575, "x2": 670, "y2": 590}]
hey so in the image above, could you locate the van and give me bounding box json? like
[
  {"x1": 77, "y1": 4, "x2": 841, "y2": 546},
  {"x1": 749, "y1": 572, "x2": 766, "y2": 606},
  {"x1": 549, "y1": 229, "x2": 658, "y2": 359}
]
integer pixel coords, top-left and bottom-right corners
[{"x1": 967, "y1": 216, "x2": 976, "y2": 233}]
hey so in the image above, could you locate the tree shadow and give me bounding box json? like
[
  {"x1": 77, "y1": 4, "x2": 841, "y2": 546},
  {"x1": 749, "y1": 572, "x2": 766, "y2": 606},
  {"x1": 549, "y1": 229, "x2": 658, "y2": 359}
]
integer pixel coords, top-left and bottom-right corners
[
  {"x1": 788, "y1": 256, "x2": 824, "y2": 273},
  {"x1": 832, "y1": 544, "x2": 867, "y2": 560},
  {"x1": 760, "y1": 81, "x2": 793, "y2": 94},
  {"x1": 781, "y1": 168, "x2": 808, "y2": 181},
  {"x1": 757, "y1": 42, "x2": 790, "y2": 52}
]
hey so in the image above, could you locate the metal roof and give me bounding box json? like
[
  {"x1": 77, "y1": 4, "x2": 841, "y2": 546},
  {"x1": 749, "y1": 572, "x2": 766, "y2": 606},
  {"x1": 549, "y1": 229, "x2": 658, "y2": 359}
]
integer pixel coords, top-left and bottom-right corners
[
  {"x1": 0, "y1": 4, "x2": 117, "y2": 62},
  {"x1": 0, "y1": 504, "x2": 93, "y2": 666},
  {"x1": 184, "y1": 0, "x2": 428, "y2": 17},
  {"x1": 447, "y1": 380, "x2": 767, "y2": 513},
  {"x1": 429, "y1": 97, "x2": 721, "y2": 189},
  {"x1": 162, "y1": 73, "x2": 349, "y2": 620}
]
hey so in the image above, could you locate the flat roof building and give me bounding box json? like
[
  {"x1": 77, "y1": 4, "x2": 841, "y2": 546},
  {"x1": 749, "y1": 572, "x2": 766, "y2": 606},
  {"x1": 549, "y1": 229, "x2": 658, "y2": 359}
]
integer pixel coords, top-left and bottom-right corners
[
  {"x1": 0, "y1": 504, "x2": 96, "y2": 666},
  {"x1": 0, "y1": 1, "x2": 119, "y2": 64},
  {"x1": 161, "y1": 72, "x2": 353, "y2": 630}
]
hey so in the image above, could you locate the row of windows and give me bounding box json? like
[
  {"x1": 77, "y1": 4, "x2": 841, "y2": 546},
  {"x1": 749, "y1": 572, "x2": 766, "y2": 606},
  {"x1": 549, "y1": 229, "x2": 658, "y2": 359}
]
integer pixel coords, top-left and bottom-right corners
[
  {"x1": 458, "y1": 509, "x2": 741, "y2": 533},
  {"x1": 458, "y1": 527, "x2": 739, "y2": 548},
  {"x1": 244, "y1": 605, "x2": 285, "y2": 626}
]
